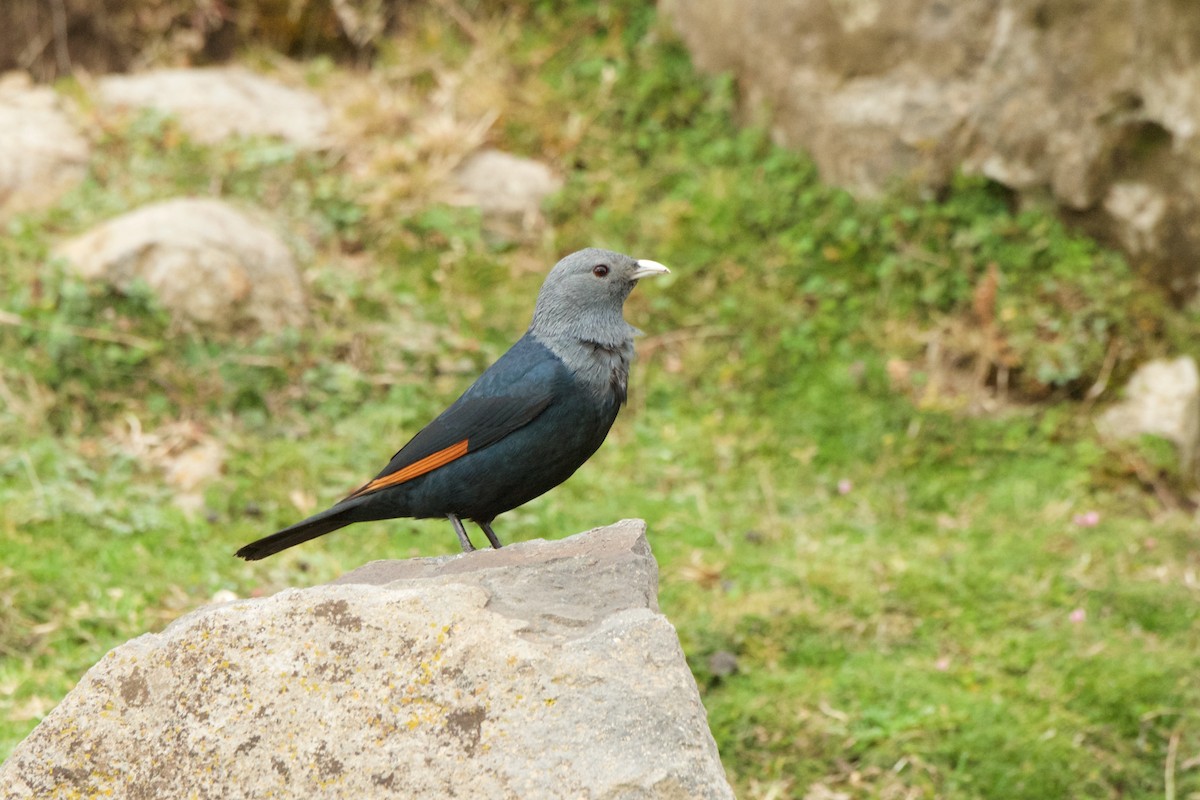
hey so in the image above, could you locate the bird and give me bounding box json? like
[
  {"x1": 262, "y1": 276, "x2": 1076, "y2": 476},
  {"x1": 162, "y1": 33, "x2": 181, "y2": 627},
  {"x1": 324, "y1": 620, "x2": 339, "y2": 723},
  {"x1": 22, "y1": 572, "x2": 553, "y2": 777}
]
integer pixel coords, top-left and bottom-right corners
[{"x1": 235, "y1": 248, "x2": 670, "y2": 560}]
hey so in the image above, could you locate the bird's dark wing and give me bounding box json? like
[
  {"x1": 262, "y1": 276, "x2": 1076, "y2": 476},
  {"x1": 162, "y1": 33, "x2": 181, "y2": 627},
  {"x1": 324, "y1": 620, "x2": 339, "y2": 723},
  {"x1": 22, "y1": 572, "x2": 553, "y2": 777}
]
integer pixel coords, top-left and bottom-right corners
[{"x1": 340, "y1": 387, "x2": 556, "y2": 502}]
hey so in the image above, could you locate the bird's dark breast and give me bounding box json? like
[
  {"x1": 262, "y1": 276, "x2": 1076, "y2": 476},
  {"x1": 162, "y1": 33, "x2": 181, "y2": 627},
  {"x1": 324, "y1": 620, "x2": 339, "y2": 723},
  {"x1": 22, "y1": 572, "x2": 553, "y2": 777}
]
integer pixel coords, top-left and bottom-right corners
[
  {"x1": 399, "y1": 377, "x2": 621, "y2": 521},
  {"x1": 583, "y1": 339, "x2": 630, "y2": 405}
]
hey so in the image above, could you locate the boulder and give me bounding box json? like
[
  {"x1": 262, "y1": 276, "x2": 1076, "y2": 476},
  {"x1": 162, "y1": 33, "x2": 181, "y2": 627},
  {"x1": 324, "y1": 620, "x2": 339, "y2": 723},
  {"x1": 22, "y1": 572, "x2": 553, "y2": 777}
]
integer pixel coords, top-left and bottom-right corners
[
  {"x1": 56, "y1": 198, "x2": 307, "y2": 332},
  {"x1": 0, "y1": 520, "x2": 733, "y2": 799},
  {"x1": 1096, "y1": 355, "x2": 1200, "y2": 474},
  {"x1": 452, "y1": 148, "x2": 563, "y2": 234},
  {"x1": 0, "y1": 73, "x2": 89, "y2": 218},
  {"x1": 661, "y1": 0, "x2": 1200, "y2": 296},
  {"x1": 94, "y1": 67, "x2": 330, "y2": 149}
]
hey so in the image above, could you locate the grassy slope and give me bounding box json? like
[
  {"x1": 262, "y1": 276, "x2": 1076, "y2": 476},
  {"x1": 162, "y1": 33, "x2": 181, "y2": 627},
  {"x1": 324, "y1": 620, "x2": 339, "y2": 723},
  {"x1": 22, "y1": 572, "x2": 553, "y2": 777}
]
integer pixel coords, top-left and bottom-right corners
[{"x1": 2, "y1": 3, "x2": 1198, "y2": 797}]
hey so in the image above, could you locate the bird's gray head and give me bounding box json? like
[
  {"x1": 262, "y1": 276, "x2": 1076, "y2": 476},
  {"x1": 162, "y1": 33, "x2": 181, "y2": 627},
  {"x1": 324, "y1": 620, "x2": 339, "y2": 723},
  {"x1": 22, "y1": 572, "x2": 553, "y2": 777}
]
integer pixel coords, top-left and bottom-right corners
[{"x1": 529, "y1": 248, "x2": 669, "y2": 345}]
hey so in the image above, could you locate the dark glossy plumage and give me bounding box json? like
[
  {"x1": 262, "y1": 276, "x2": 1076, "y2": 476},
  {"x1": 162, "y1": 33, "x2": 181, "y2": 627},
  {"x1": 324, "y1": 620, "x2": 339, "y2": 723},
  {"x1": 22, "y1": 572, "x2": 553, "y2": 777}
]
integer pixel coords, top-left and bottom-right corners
[{"x1": 235, "y1": 248, "x2": 668, "y2": 560}]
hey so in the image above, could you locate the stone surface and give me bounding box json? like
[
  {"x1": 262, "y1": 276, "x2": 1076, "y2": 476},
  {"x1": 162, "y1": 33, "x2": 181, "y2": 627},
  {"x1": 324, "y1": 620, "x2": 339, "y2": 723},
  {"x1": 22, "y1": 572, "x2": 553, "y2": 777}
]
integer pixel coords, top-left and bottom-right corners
[
  {"x1": 1096, "y1": 356, "x2": 1200, "y2": 474},
  {"x1": 661, "y1": 0, "x2": 1200, "y2": 296},
  {"x1": 56, "y1": 198, "x2": 307, "y2": 332},
  {"x1": 0, "y1": 73, "x2": 89, "y2": 218},
  {"x1": 0, "y1": 520, "x2": 733, "y2": 799},
  {"x1": 95, "y1": 67, "x2": 330, "y2": 149},
  {"x1": 452, "y1": 148, "x2": 563, "y2": 233}
]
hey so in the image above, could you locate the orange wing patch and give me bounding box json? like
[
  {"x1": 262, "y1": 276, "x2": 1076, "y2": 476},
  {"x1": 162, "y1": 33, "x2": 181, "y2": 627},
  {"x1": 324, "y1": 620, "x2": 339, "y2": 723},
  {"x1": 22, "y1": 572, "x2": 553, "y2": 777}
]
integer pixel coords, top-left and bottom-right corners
[{"x1": 348, "y1": 439, "x2": 469, "y2": 499}]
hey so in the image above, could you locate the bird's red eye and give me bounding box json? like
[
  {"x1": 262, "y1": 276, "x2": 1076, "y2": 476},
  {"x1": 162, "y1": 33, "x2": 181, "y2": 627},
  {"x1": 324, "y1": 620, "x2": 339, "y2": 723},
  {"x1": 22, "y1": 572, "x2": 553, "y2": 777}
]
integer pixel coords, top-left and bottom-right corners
[{"x1": 592, "y1": 264, "x2": 610, "y2": 278}]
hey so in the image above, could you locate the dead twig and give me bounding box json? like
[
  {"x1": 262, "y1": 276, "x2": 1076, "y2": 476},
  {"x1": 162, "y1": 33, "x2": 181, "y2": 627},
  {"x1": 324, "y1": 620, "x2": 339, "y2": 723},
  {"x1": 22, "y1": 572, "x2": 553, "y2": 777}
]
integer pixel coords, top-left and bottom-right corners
[
  {"x1": 1119, "y1": 448, "x2": 1183, "y2": 513},
  {"x1": 1082, "y1": 334, "x2": 1121, "y2": 409},
  {"x1": 0, "y1": 309, "x2": 159, "y2": 351},
  {"x1": 50, "y1": 0, "x2": 71, "y2": 76},
  {"x1": 637, "y1": 325, "x2": 734, "y2": 356},
  {"x1": 1165, "y1": 728, "x2": 1180, "y2": 800},
  {"x1": 431, "y1": 0, "x2": 481, "y2": 43}
]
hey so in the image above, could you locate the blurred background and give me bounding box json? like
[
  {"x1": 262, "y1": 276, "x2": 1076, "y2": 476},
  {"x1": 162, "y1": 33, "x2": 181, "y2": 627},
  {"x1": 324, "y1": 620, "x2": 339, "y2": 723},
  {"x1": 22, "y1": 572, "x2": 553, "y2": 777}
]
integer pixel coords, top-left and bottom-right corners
[{"x1": 1, "y1": 1, "x2": 1198, "y2": 797}]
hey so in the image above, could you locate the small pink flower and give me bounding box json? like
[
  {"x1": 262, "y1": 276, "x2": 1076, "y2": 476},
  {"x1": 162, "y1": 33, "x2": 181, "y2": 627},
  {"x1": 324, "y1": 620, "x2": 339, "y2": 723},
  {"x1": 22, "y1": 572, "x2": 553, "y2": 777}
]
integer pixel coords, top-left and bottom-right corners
[
  {"x1": 1069, "y1": 608, "x2": 1086, "y2": 624},
  {"x1": 934, "y1": 656, "x2": 951, "y2": 672},
  {"x1": 837, "y1": 479, "x2": 853, "y2": 495},
  {"x1": 1072, "y1": 511, "x2": 1100, "y2": 527}
]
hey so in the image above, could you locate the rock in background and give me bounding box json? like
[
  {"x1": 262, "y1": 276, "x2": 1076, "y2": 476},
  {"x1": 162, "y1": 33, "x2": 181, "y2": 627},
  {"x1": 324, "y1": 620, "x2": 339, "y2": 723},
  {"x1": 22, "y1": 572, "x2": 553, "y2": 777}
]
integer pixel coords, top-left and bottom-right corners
[
  {"x1": 94, "y1": 67, "x2": 331, "y2": 149},
  {"x1": 661, "y1": 0, "x2": 1200, "y2": 297},
  {"x1": 56, "y1": 197, "x2": 308, "y2": 333},
  {"x1": 451, "y1": 148, "x2": 564, "y2": 237},
  {"x1": 1096, "y1": 356, "x2": 1200, "y2": 475},
  {"x1": 0, "y1": 520, "x2": 734, "y2": 800},
  {"x1": 0, "y1": 73, "x2": 89, "y2": 218}
]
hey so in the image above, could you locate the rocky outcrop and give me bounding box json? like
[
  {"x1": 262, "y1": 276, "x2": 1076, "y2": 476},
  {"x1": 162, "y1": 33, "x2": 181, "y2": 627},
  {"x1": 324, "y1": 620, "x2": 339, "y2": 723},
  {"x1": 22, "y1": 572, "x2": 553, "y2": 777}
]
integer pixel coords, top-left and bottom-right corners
[
  {"x1": 662, "y1": 0, "x2": 1200, "y2": 296},
  {"x1": 0, "y1": 74, "x2": 89, "y2": 218},
  {"x1": 56, "y1": 197, "x2": 307, "y2": 333},
  {"x1": 95, "y1": 67, "x2": 331, "y2": 149},
  {"x1": 0, "y1": 520, "x2": 733, "y2": 799}
]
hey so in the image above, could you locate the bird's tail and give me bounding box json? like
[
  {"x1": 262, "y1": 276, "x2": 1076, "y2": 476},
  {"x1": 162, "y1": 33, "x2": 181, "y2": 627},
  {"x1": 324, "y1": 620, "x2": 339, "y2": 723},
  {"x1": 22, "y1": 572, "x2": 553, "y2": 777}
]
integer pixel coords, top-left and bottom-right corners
[{"x1": 235, "y1": 502, "x2": 363, "y2": 561}]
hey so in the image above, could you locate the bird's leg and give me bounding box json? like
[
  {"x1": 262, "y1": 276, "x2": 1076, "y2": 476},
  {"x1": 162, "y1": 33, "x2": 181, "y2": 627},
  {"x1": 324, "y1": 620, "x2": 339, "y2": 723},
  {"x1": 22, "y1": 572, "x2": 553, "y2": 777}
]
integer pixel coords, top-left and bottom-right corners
[
  {"x1": 479, "y1": 520, "x2": 503, "y2": 549},
  {"x1": 447, "y1": 513, "x2": 475, "y2": 552}
]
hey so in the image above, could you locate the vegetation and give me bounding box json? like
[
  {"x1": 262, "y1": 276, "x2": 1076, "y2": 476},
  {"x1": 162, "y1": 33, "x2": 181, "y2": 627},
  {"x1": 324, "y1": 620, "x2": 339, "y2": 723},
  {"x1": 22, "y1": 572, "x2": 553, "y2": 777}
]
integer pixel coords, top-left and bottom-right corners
[{"x1": 2, "y1": 2, "x2": 1197, "y2": 797}]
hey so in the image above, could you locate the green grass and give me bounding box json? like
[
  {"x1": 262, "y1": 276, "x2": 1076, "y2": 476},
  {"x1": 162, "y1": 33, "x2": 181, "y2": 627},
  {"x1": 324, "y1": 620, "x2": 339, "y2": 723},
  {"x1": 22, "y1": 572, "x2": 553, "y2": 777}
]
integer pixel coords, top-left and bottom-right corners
[{"x1": 2, "y1": 2, "x2": 1199, "y2": 797}]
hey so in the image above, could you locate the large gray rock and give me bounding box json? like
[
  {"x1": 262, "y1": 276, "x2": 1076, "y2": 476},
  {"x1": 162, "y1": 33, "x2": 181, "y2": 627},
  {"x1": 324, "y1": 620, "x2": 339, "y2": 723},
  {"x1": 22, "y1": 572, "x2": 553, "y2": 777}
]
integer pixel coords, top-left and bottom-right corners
[
  {"x1": 0, "y1": 520, "x2": 733, "y2": 799},
  {"x1": 95, "y1": 67, "x2": 330, "y2": 150},
  {"x1": 0, "y1": 74, "x2": 89, "y2": 218},
  {"x1": 661, "y1": 0, "x2": 1200, "y2": 296},
  {"x1": 56, "y1": 198, "x2": 307, "y2": 332}
]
